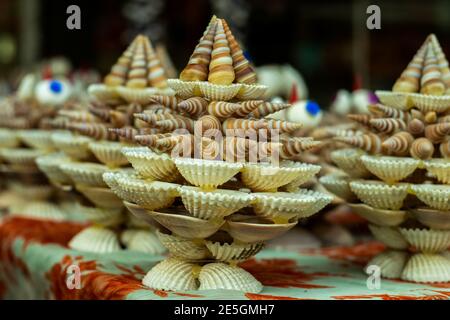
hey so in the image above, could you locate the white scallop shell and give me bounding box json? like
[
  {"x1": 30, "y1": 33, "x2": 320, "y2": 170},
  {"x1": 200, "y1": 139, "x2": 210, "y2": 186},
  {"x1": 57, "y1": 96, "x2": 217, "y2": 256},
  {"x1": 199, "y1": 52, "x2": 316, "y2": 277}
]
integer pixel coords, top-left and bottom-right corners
[
  {"x1": 122, "y1": 229, "x2": 165, "y2": 255},
  {"x1": 409, "y1": 93, "x2": 450, "y2": 114},
  {"x1": 399, "y1": 228, "x2": 450, "y2": 253},
  {"x1": 360, "y1": 155, "x2": 419, "y2": 183},
  {"x1": 51, "y1": 131, "x2": 93, "y2": 160},
  {"x1": 18, "y1": 129, "x2": 54, "y2": 150},
  {"x1": 156, "y1": 230, "x2": 210, "y2": 260},
  {"x1": 36, "y1": 153, "x2": 73, "y2": 185},
  {"x1": 0, "y1": 128, "x2": 20, "y2": 148},
  {"x1": 319, "y1": 174, "x2": 356, "y2": 202},
  {"x1": 366, "y1": 250, "x2": 409, "y2": 279},
  {"x1": 18, "y1": 201, "x2": 66, "y2": 221},
  {"x1": 411, "y1": 184, "x2": 450, "y2": 211},
  {"x1": 205, "y1": 241, "x2": 264, "y2": 262},
  {"x1": 197, "y1": 82, "x2": 242, "y2": 101},
  {"x1": 330, "y1": 148, "x2": 370, "y2": 178},
  {"x1": 69, "y1": 227, "x2": 122, "y2": 253},
  {"x1": 402, "y1": 253, "x2": 450, "y2": 283},
  {"x1": 375, "y1": 90, "x2": 412, "y2": 110},
  {"x1": 88, "y1": 141, "x2": 129, "y2": 167},
  {"x1": 59, "y1": 162, "x2": 109, "y2": 187},
  {"x1": 424, "y1": 159, "x2": 450, "y2": 184},
  {"x1": 368, "y1": 224, "x2": 408, "y2": 250},
  {"x1": 350, "y1": 180, "x2": 409, "y2": 210}
]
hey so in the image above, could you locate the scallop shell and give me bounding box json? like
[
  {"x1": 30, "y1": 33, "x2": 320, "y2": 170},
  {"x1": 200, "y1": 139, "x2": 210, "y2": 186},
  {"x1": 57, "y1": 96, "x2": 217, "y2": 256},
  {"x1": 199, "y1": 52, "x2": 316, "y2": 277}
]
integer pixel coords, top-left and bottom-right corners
[
  {"x1": 223, "y1": 215, "x2": 297, "y2": 243},
  {"x1": 123, "y1": 201, "x2": 159, "y2": 227},
  {"x1": 252, "y1": 191, "x2": 325, "y2": 221},
  {"x1": 198, "y1": 263, "x2": 262, "y2": 293},
  {"x1": 51, "y1": 131, "x2": 93, "y2": 160},
  {"x1": 399, "y1": 228, "x2": 450, "y2": 253},
  {"x1": 0, "y1": 128, "x2": 20, "y2": 148},
  {"x1": 121, "y1": 147, "x2": 179, "y2": 182},
  {"x1": 366, "y1": 250, "x2": 409, "y2": 279},
  {"x1": 36, "y1": 153, "x2": 73, "y2": 185},
  {"x1": 142, "y1": 258, "x2": 199, "y2": 291},
  {"x1": 281, "y1": 163, "x2": 322, "y2": 191},
  {"x1": 110, "y1": 174, "x2": 179, "y2": 210},
  {"x1": 424, "y1": 159, "x2": 450, "y2": 184},
  {"x1": 205, "y1": 241, "x2": 263, "y2": 262},
  {"x1": 76, "y1": 203, "x2": 123, "y2": 227},
  {"x1": 236, "y1": 83, "x2": 268, "y2": 100},
  {"x1": 59, "y1": 162, "x2": 109, "y2": 187},
  {"x1": 360, "y1": 155, "x2": 419, "y2": 183},
  {"x1": 123, "y1": 230, "x2": 165, "y2": 254},
  {"x1": 69, "y1": 227, "x2": 122, "y2": 253},
  {"x1": 402, "y1": 253, "x2": 450, "y2": 283},
  {"x1": 350, "y1": 180, "x2": 409, "y2": 210},
  {"x1": 348, "y1": 203, "x2": 406, "y2": 227},
  {"x1": 319, "y1": 174, "x2": 357, "y2": 202},
  {"x1": 368, "y1": 224, "x2": 409, "y2": 249},
  {"x1": 408, "y1": 208, "x2": 450, "y2": 230},
  {"x1": 87, "y1": 83, "x2": 122, "y2": 104},
  {"x1": 0, "y1": 148, "x2": 46, "y2": 166},
  {"x1": 330, "y1": 148, "x2": 370, "y2": 178},
  {"x1": 18, "y1": 130, "x2": 54, "y2": 150},
  {"x1": 295, "y1": 189, "x2": 334, "y2": 214},
  {"x1": 411, "y1": 184, "x2": 450, "y2": 211},
  {"x1": 88, "y1": 141, "x2": 129, "y2": 168},
  {"x1": 166, "y1": 79, "x2": 198, "y2": 98},
  {"x1": 174, "y1": 158, "x2": 242, "y2": 190},
  {"x1": 116, "y1": 86, "x2": 174, "y2": 104},
  {"x1": 9, "y1": 183, "x2": 54, "y2": 201},
  {"x1": 197, "y1": 81, "x2": 242, "y2": 101},
  {"x1": 179, "y1": 186, "x2": 254, "y2": 220},
  {"x1": 76, "y1": 185, "x2": 124, "y2": 209},
  {"x1": 241, "y1": 161, "x2": 310, "y2": 192},
  {"x1": 410, "y1": 93, "x2": 450, "y2": 114},
  {"x1": 18, "y1": 201, "x2": 66, "y2": 221},
  {"x1": 150, "y1": 210, "x2": 224, "y2": 239},
  {"x1": 374, "y1": 90, "x2": 412, "y2": 110},
  {"x1": 156, "y1": 230, "x2": 210, "y2": 260}
]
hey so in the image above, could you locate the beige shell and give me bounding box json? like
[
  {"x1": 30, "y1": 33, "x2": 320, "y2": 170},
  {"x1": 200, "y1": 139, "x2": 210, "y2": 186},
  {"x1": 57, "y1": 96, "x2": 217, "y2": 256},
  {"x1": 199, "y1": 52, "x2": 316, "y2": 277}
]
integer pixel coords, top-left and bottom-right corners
[
  {"x1": 348, "y1": 203, "x2": 407, "y2": 227},
  {"x1": 59, "y1": 162, "x2": 109, "y2": 187},
  {"x1": 88, "y1": 141, "x2": 129, "y2": 168},
  {"x1": 166, "y1": 79, "x2": 198, "y2": 99},
  {"x1": 411, "y1": 184, "x2": 450, "y2": 211},
  {"x1": 174, "y1": 158, "x2": 242, "y2": 190},
  {"x1": 51, "y1": 131, "x2": 93, "y2": 160},
  {"x1": 350, "y1": 180, "x2": 409, "y2": 210},
  {"x1": 0, "y1": 128, "x2": 20, "y2": 148},
  {"x1": 330, "y1": 148, "x2": 370, "y2": 178},
  {"x1": 410, "y1": 93, "x2": 450, "y2": 114},
  {"x1": 0, "y1": 148, "x2": 47, "y2": 167},
  {"x1": 236, "y1": 83, "x2": 267, "y2": 100},
  {"x1": 18, "y1": 201, "x2": 66, "y2": 221},
  {"x1": 123, "y1": 201, "x2": 159, "y2": 227},
  {"x1": 281, "y1": 163, "x2": 322, "y2": 191},
  {"x1": 142, "y1": 258, "x2": 199, "y2": 291},
  {"x1": 366, "y1": 250, "x2": 409, "y2": 279},
  {"x1": 424, "y1": 159, "x2": 450, "y2": 184},
  {"x1": 360, "y1": 155, "x2": 419, "y2": 183},
  {"x1": 319, "y1": 174, "x2": 357, "y2": 202},
  {"x1": 408, "y1": 208, "x2": 450, "y2": 230},
  {"x1": 241, "y1": 161, "x2": 310, "y2": 192},
  {"x1": 198, "y1": 263, "x2": 262, "y2": 293},
  {"x1": 223, "y1": 215, "x2": 297, "y2": 243},
  {"x1": 197, "y1": 81, "x2": 242, "y2": 101},
  {"x1": 116, "y1": 86, "x2": 174, "y2": 105},
  {"x1": 205, "y1": 241, "x2": 264, "y2": 262},
  {"x1": 76, "y1": 185, "x2": 124, "y2": 209},
  {"x1": 75, "y1": 203, "x2": 123, "y2": 227},
  {"x1": 374, "y1": 90, "x2": 413, "y2": 110},
  {"x1": 150, "y1": 209, "x2": 224, "y2": 239},
  {"x1": 401, "y1": 253, "x2": 450, "y2": 283},
  {"x1": 9, "y1": 183, "x2": 54, "y2": 201},
  {"x1": 399, "y1": 228, "x2": 450, "y2": 253},
  {"x1": 87, "y1": 83, "x2": 122, "y2": 105},
  {"x1": 122, "y1": 230, "x2": 165, "y2": 254},
  {"x1": 156, "y1": 230, "x2": 210, "y2": 260},
  {"x1": 121, "y1": 147, "x2": 179, "y2": 182},
  {"x1": 295, "y1": 189, "x2": 334, "y2": 214},
  {"x1": 18, "y1": 130, "x2": 54, "y2": 150},
  {"x1": 69, "y1": 226, "x2": 122, "y2": 253},
  {"x1": 368, "y1": 224, "x2": 409, "y2": 250},
  {"x1": 36, "y1": 153, "x2": 73, "y2": 186},
  {"x1": 179, "y1": 186, "x2": 254, "y2": 220}
]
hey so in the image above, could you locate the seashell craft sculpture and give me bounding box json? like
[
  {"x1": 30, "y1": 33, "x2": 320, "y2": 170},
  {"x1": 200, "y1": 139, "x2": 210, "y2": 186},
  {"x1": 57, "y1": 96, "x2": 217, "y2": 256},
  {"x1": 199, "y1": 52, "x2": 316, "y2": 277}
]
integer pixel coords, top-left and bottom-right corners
[
  {"x1": 321, "y1": 34, "x2": 450, "y2": 283},
  {"x1": 72, "y1": 16, "x2": 333, "y2": 294}
]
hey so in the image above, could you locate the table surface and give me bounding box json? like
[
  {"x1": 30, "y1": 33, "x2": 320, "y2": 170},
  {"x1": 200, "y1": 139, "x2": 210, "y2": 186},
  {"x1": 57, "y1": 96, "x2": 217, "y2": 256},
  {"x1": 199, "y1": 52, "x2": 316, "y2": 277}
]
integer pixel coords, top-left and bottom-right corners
[{"x1": 0, "y1": 216, "x2": 449, "y2": 300}]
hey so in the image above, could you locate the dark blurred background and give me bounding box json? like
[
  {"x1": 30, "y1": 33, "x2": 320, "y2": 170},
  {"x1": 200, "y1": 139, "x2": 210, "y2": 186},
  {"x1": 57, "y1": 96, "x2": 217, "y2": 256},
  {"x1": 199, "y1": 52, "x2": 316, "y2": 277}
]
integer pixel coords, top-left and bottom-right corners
[{"x1": 0, "y1": 0, "x2": 450, "y2": 106}]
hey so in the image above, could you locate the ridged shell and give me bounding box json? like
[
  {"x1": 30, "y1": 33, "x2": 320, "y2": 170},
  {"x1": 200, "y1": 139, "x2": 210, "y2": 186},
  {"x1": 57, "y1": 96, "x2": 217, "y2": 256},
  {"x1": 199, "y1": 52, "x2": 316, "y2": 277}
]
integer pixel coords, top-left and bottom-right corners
[
  {"x1": 319, "y1": 174, "x2": 357, "y2": 202},
  {"x1": 349, "y1": 180, "x2": 409, "y2": 210},
  {"x1": 178, "y1": 97, "x2": 208, "y2": 116},
  {"x1": 399, "y1": 228, "x2": 450, "y2": 253},
  {"x1": 198, "y1": 263, "x2": 262, "y2": 293},
  {"x1": 69, "y1": 227, "x2": 121, "y2": 253},
  {"x1": 282, "y1": 163, "x2": 322, "y2": 190},
  {"x1": 348, "y1": 203, "x2": 407, "y2": 227},
  {"x1": 368, "y1": 224, "x2": 409, "y2": 249},
  {"x1": 411, "y1": 93, "x2": 450, "y2": 114},
  {"x1": 366, "y1": 250, "x2": 409, "y2": 279},
  {"x1": 51, "y1": 131, "x2": 93, "y2": 160},
  {"x1": 207, "y1": 101, "x2": 240, "y2": 118},
  {"x1": 18, "y1": 130, "x2": 54, "y2": 150},
  {"x1": 19, "y1": 201, "x2": 66, "y2": 221},
  {"x1": 174, "y1": 158, "x2": 242, "y2": 190},
  {"x1": 179, "y1": 186, "x2": 254, "y2": 220},
  {"x1": 411, "y1": 184, "x2": 450, "y2": 210},
  {"x1": 409, "y1": 208, "x2": 450, "y2": 230},
  {"x1": 330, "y1": 149, "x2": 371, "y2": 178},
  {"x1": 0, "y1": 129, "x2": 20, "y2": 148},
  {"x1": 375, "y1": 90, "x2": 412, "y2": 110},
  {"x1": 156, "y1": 230, "x2": 210, "y2": 260},
  {"x1": 142, "y1": 258, "x2": 199, "y2": 291},
  {"x1": 197, "y1": 81, "x2": 242, "y2": 101},
  {"x1": 381, "y1": 132, "x2": 414, "y2": 156},
  {"x1": 76, "y1": 185, "x2": 124, "y2": 209},
  {"x1": 205, "y1": 241, "x2": 263, "y2": 262},
  {"x1": 402, "y1": 253, "x2": 450, "y2": 283},
  {"x1": 424, "y1": 159, "x2": 450, "y2": 184},
  {"x1": 123, "y1": 230, "x2": 165, "y2": 254},
  {"x1": 369, "y1": 118, "x2": 407, "y2": 134},
  {"x1": 360, "y1": 155, "x2": 419, "y2": 183},
  {"x1": 0, "y1": 148, "x2": 46, "y2": 166},
  {"x1": 36, "y1": 153, "x2": 73, "y2": 185},
  {"x1": 334, "y1": 134, "x2": 383, "y2": 154},
  {"x1": 88, "y1": 141, "x2": 129, "y2": 168},
  {"x1": 236, "y1": 84, "x2": 267, "y2": 100},
  {"x1": 76, "y1": 203, "x2": 123, "y2": 227},
  {"x1": 59, "y1": 162, "x2": 109, "y2": 187}
]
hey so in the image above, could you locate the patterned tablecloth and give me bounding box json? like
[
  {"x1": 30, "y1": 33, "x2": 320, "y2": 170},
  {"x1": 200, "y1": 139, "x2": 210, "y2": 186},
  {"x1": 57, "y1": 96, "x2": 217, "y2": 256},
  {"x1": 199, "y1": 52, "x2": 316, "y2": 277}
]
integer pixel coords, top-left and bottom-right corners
[{"x1": 0, "y1": 216, "x2": 449, "y2": 300}]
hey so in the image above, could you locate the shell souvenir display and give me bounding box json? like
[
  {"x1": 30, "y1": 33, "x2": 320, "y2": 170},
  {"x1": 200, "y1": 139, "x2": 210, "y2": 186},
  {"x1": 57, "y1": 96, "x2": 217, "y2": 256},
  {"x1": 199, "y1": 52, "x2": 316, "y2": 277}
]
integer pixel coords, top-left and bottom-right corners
[
  {"x1": 92, "y1": 16, "x2": 333, "y2": 294},
  {"x1": 321, "y1": 34, "x2": 450, "y2": 283}
]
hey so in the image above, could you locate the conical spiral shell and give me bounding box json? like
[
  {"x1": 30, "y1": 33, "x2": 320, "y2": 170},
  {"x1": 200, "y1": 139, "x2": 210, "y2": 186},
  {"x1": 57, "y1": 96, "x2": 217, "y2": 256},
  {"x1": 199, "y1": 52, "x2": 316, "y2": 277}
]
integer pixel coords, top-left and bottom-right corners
[
  {"x1": 104, "y1": 37, "x2": 137, "y2": 86},
  {"x1": 334, "y1": 133, "x2": 383, "y2": 154},
  {"x1": 369, "y1": 118, "x2": 407, "y2": 134},
  {"x1": 248, "y1": 102, "x2": 291, "y2": 118},
  {"x1": 177, "y1": 97, "x2": 208, "y2": 116},
  {"x1": 194, "y1": 115, "x2": 222, "y2": 134},
  {"x1": 109, "y1": 110, "x2": 131, "y2": 127},
  {"x1": 347, "y1": 114, "x2": 374, "y2": 127},
  {"x1": 109, "y1": 127, "x2": 159, "y2": 143},
  {"x1": 410, "y1": 137, "x2": 435, "y2": 160},
  {"x1": 440, "y1": 139, "x2": 450, "y2": 158},
  {"x1": 430, "y1": 34, "x2": 450, "y2": 90},
  {"x1": 234, "y1": 100, "x2": 264, "y2": 117},
  {"x1": 393, "y1": 41, "x2": 426, "y2": 93},
  {"x1": 382, "y1": 131, "x2": 414, "y2": 156},
  {"x1": 222, "y1": 19, "x2": 256, "y2": 84},
  {"x1": 424, "y1": 122, "x2": 450, "y2": 143},
  {"x1": 88, "y1": 104, "x2": 112, "y2": 122},
  {"x1": 125, "y1": 36, "x2": 148, "y2": 89},
  {"x1": 222, "y1": 118, "x2": 265, "y2": 133},
  {"x1": 134, "y1": 133, "x2": 172, "y2": 147},
  {"x1": 179, "y1": 16, "x2": 217, "y2": 82},
  {"x1": 407, "y1": 118, "x2": 425, "y2": 136},
  {"x1": 259, "y1": 119, "x2": 302, "y2": 133},
  {"x1": 208, "y1": 19, "x2": 235, "y2": 85},
  {"x1": 67, "y1": 122, "x2": 117, "y2": 141},
  {"x1": 58, "y1": 110, "x2": 99, "y2": 123},
  {"x1": 421, "y1": 43, "x2": 446, "y2": 95},
  {"x1": 133, "y1": 112, "x2": 176, "y2": 125},
  {"x1": 207, "y1": 101, "x2": 240, "y2": 118},
  {"x1": 155, "y1": 117, "x2": 195, "y2": 133},
  {"x1": 149, "y1": 95, "x2": 181, "y2": 111},
  {"x1": 144, "y1": 37, "x2": 168, "y2": 89},
  {"x1": 281, "y1": 139, "x2": 323, "y2": 159},
  {"x1": 368, "y1": 103, "x2": 413, "y2": 122}
]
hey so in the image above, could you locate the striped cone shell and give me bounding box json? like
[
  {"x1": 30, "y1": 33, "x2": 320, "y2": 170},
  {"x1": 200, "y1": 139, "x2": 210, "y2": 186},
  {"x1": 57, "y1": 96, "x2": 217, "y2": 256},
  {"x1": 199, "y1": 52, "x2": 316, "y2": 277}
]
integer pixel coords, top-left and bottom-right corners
[
  {"x1": 424, "y1": 122, "x2": 450, "y2": 143},
  {"x1": 126, "y1": 36, "x2": 148, "y2": 88},
  {"x1": 108, "y1": 127, "x2": 160, "y2": 143},
  {"x1": 259, "y1": 119, "x2": 303, "y2": 133},
  {"x1": 208, "y1": 19, "x2": 235, "y2": 85},
  {"x1": 407, "y1": 118, "x2": 425, "y2": 136},
  {"x1": 67, "y1": 122, "x2": 117, "y2": 141},
  {"x1": 281, "y1": 139, "x2": 323, "y2": 159},
  {"x1": 144, "y1": 37, "x2": 168, "y2": 89},
  {"x1": 104, "y1": 37, "x2": 138, "y2": 86},
  {"x1": 194, "y1": 115, "x2": 222, "y2": 134},
  {"x1": 222, "y1": 19, "x2": 256, "y2": 84},
  {"x1": 347, "y1": 114, "x2": 374, "y2": 127},
  {"x1": 222, "y1": 118, "x2": 265, "y2": 132},
  {"x1": 334, "y1": 133, "x2": 383, "y2": 154},
  {"x1": 368, "y1": 104, "x2": 413, "y2": 122},
  {"x1": 134, "y1": 112, "x2": 176, "y2": 125},
  {"x1": 149, "y1": 96, "x2": 181, "y2": 111},
  {"x1": 207, "y1": 101, "x2": 240, "y2": 118},
  {"x1": 248, "y1": 102, "x2": 291, "y2": 118},
  {"x1": 178, "y1": 97, "x2": 208, "y2": 116},
  {"x1": 369, "y1": 118, "x2": 407, "y2": 134},
  {"x1": 88, "y1": 105, "x2": 112, "y2": 122},
  {"x1": 421, "y1": 43, "x2": 446, "y2": 95},
  {"x1": 134, "y1": 133, "x2": 172, "y2": 147},
  {"x1": 393, "y1": 41, "x2": 426, "y2": 93},
  {"x1": 180, "y1": 16, "x2": 217, "y2": 81},
  {"x1": 235, "y1": 100, "x2": 264, "y2": 117},
  {"x1": 382, "y1": 131, "x2": 414, "y2": 156},
  {"x1": 410, "y1": 137, "x2": 435, "y2": 160},
  {"x1": 155, "y1": 117, "x2": 195, "y2": 133},
  {"x1": 429, "y1": 34, "x2": 450, "y2": 90}
]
